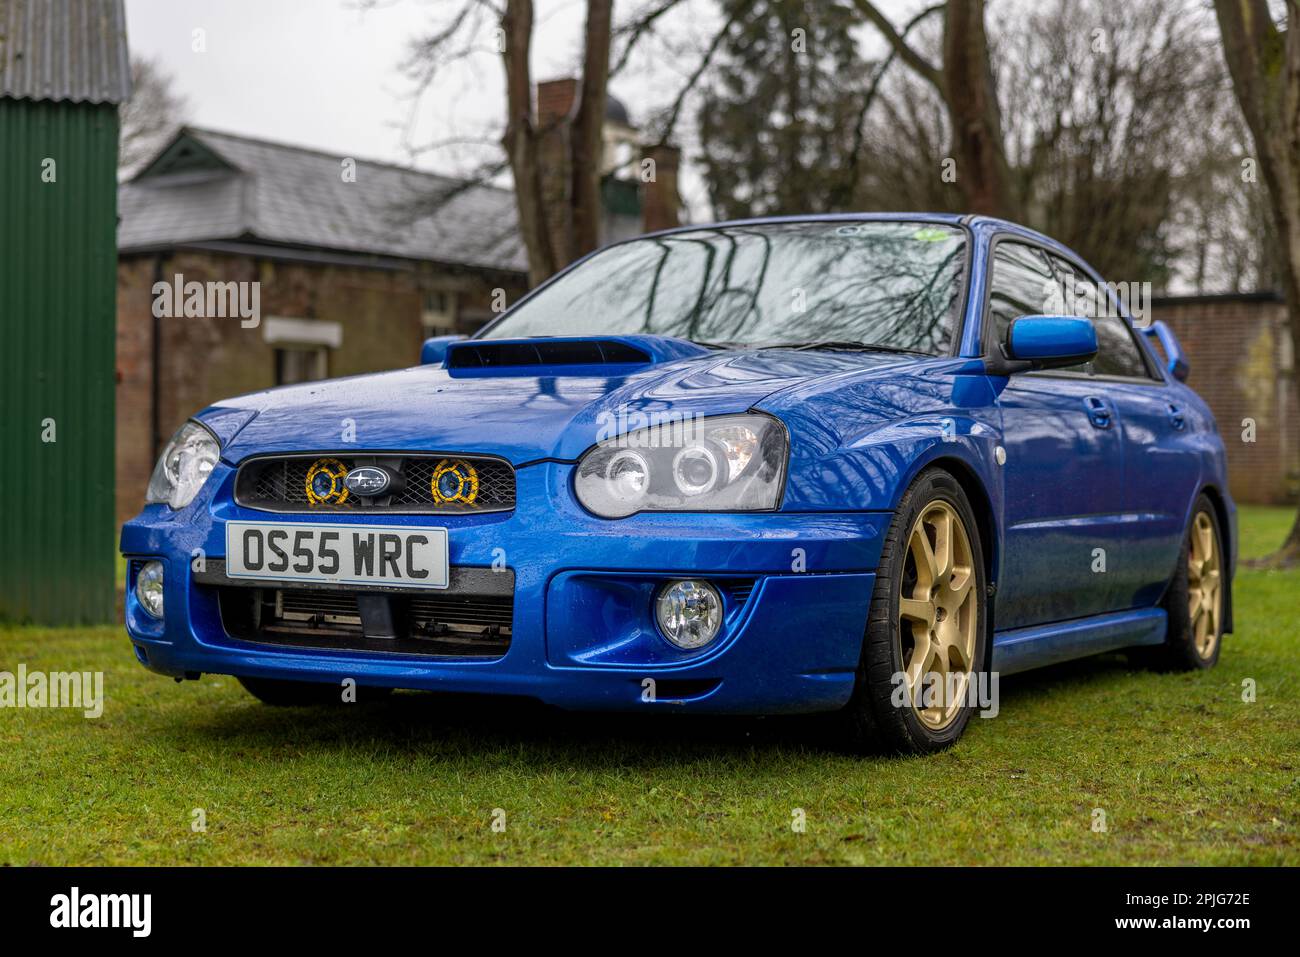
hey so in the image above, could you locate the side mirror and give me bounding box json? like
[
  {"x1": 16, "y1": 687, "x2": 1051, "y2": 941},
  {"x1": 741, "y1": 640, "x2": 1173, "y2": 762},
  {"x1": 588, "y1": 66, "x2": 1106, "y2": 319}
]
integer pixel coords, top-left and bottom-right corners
[
  {"x1": 987, "y1": 315, "x2": 1098, "y2": 375},
  {"x1": 421, "y1": 334, "x2": 466, "y2": 366},
  {"x1": 1142, "y1": 320, "x2": 1189, "y2": 382}
]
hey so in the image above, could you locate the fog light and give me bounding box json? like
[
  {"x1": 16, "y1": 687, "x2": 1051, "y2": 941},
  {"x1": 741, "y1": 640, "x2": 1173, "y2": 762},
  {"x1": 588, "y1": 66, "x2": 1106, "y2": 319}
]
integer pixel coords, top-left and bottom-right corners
[
  {"x1": 136, "y1": 561, "x2": 164, "y2": 619},
  {"x1": 655, "y1": 579, "x2": 723, "y2": 649}
]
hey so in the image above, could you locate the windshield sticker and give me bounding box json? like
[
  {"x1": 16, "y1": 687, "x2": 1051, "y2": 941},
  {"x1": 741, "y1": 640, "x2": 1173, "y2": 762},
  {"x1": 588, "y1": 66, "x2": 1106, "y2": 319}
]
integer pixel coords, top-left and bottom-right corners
[{"x1": 912, "y1": 227, "x2": 950, "y2": 242}]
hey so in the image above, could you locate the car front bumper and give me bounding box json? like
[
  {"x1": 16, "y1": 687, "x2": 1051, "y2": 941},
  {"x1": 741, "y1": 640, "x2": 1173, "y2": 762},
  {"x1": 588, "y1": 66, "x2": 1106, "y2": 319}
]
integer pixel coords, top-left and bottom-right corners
[{"x1": 121, "y1": 462, "x2": 888, "y2": 714}]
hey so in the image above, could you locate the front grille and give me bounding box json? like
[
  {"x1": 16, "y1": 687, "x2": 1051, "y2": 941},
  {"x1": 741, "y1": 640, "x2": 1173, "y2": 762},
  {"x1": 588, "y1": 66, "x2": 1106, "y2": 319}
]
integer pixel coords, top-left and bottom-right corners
[
  {"x1": 217, "y1": 584, "x2": 513, "y2": 658},
  {"x1": 280, "y1": 590, "x2": 362, "y2": 625},
  {"x1": 235, "y1": 453, "x2": 515, "y2": 514}
]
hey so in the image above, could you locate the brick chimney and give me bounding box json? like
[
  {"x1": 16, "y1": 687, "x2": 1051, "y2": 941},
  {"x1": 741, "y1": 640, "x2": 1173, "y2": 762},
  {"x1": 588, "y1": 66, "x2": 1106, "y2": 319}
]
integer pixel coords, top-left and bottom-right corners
[
  {"x1": 535, "y1": 79, "x2": 683, "y2": 241},
  {"x1": 537, "y1": 78, "x2": 579, "y2": 126},
  {"x1": 641, "y1": 144, "x2": 682, "y2": 233},
  {"x1": 535, "y1": 79, "x2": 579, "y2": 264}
]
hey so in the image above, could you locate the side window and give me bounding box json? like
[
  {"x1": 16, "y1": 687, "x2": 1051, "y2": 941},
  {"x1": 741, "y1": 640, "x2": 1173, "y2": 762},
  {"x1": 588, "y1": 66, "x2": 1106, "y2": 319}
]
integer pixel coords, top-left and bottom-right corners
[
  {"x1": 987, "y1": 242, "x2": 1061, "y2": 352},
  {"x1": 1049, "y1": 256, "x2": 1153, "y2": 379}
]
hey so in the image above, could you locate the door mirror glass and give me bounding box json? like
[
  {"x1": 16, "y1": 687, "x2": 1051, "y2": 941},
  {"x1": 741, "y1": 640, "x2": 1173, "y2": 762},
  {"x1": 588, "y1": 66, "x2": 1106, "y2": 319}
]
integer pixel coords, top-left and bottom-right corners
[{"x1": 994, "y1": 315, "x2": 1098, "y2": 374}]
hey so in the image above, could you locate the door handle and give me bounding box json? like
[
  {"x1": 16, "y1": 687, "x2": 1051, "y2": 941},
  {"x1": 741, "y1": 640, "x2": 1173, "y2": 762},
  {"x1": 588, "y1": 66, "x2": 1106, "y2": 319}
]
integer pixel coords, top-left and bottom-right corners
[
  {"x1": 1084, "y1": 396, "x2": 1112, "y2": 429},
  {"x1": 1167, "y1": 404, "x2": 1186, "y2": 430}
]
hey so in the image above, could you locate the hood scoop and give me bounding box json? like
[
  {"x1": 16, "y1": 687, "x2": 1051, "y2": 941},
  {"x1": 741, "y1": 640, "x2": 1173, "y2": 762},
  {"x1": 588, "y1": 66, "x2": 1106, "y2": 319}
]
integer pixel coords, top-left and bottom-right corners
[{"x1": 444, "y1": 335, "x2": 710, "y2": 377}]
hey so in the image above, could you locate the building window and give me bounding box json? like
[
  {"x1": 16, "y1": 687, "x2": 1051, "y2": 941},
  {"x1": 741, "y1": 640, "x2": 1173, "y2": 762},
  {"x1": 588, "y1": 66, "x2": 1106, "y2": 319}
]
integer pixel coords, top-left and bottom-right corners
[
  {"x1": 422, "y1": 289, "x2": 458, "y2": 337},
  {"x1": 275, "y1": 346, "x2": 327, "y2": 385},
  {"x1": 262, "y1": 316, "x2": 342, "y2": 385}
]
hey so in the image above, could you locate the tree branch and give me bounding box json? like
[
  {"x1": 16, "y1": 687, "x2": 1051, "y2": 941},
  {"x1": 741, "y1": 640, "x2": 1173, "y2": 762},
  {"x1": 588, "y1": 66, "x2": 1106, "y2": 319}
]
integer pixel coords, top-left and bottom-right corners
[
  {"x1": 610, "y1": 0, "x2": 691, "y2": 77},
  {"x1": 837, "y1": 3, "x2": 945, "y2": 206},
  {"x1": 652, "y1": 0, "x2": 755, "y2": 146},
  {"x1": 849, "y1": 0, "x2": 945, "y2": 93}
]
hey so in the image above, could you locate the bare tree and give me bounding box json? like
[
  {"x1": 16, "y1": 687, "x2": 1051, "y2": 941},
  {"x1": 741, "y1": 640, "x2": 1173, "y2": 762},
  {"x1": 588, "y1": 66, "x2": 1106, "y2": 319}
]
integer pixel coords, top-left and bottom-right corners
[
  {"x1": 1174, "y1": 82, "x2": 1275, "y2": 294},
  {"x1": 496, "y1": 0, "x2": 613, "y2": 284},
  {"x1": 1214, "y1": 0, "x2": 1300, "y2": 563},
  {"x1": 839, "y1": 0, "x2": 1257, "y2": 290},
  {"x1": 1001, "y1": 0, "x2": 1238, "y2": 285},
  {"x1": 850, "y1": 0, "x2": 1018, "y2": 220},
  {"x1": 850, "y1": 21, "x2": 961, "y2": 216},
  {"x1": 118, "y1": 57, "x2": 187, "y2": 174},
  {"x1": 402, "y1": 0, "x2": 735, "y2": 286}
]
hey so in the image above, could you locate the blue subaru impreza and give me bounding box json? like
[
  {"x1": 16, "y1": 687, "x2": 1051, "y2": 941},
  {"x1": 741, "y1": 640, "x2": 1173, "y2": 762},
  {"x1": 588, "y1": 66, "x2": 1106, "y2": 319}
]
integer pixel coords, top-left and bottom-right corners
[{"x1": 121, "y1": 214, "x2": 1234, "y2": 753}]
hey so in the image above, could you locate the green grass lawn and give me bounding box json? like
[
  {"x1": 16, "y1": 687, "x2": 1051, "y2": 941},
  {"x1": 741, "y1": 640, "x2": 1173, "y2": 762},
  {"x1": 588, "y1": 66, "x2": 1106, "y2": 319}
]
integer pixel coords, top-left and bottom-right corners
[{"x1": 3, "y1": 507, "x2": 1297, "y2": 865}]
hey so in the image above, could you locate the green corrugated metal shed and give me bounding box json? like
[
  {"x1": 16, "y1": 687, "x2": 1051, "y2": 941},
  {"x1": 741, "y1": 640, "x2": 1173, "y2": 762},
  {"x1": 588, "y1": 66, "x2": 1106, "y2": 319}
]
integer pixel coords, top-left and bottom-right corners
[{"x1": 0, "y1": 0, "x2": 130, "y2": 625}]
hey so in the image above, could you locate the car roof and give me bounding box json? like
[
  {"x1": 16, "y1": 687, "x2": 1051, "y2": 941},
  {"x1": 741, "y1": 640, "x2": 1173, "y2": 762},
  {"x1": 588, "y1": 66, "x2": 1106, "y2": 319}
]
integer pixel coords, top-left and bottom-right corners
[
  {"x1": 636, "y1": 211, "x2": 964, "y2": 240},
  {"x1": 963, "y1": 215, "x2": 1075, "y2": 249},
  {"x1": 636, "y1": 212, "x2": 1070, "y2": 253}
]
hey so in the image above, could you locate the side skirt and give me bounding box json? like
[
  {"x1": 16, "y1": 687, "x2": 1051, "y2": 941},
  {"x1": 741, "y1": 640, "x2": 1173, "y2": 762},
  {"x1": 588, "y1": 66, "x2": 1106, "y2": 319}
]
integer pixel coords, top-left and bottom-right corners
[{"x1": 991, "y1": 607, "x2": 1166, "y2": 676}]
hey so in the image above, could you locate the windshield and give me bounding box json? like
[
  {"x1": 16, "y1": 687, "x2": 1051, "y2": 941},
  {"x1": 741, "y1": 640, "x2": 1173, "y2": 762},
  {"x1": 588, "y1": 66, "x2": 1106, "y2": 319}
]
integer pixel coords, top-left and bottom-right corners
[{"x1": 481, "y1": 221, "x2": 967, "y2": 354}]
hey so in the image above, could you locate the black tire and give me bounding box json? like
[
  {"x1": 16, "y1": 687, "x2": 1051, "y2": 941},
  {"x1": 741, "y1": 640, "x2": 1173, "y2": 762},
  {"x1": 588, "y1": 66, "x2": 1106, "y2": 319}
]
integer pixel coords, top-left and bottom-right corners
[
  {"x1": 838, "y1": 467, "x2": 989, "y2": 755},
  {"x1": 237, "y1": 676, "x2": 393, "y2": 706},
  {"x1": 1141, "y1": 494, "x2": 1225, "y2": 671}
]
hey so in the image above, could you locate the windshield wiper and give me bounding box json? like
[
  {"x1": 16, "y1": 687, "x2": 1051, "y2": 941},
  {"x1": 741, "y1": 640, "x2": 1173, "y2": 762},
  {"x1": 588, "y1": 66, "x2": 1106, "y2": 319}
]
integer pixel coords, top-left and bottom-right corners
[
  {"x1": 691, "y1": 340, "x2": 749, "y2": 350},
  {"x1": 756, "y1": 340, "x2": 931, "y2": 356}
]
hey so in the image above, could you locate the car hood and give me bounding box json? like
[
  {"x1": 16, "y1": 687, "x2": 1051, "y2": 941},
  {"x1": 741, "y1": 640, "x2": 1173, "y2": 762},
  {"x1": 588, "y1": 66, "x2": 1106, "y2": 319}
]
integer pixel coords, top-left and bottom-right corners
[{"x1": 208, "y1": 343, "x2": 915, "y2": 465}]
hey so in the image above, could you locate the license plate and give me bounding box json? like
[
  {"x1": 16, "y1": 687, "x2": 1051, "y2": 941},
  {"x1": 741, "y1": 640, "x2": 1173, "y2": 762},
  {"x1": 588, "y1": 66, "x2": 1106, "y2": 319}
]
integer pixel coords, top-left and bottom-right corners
[{"x1": 224, "y1": 521, "x2": 449, "y2": 589}]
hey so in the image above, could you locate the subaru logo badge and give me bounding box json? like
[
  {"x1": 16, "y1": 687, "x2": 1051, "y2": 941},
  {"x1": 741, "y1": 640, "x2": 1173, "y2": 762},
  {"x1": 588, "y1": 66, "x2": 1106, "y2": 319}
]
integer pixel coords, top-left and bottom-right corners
[{"x1": 345, "y1": 466, "x2": 391, "y2": 497}]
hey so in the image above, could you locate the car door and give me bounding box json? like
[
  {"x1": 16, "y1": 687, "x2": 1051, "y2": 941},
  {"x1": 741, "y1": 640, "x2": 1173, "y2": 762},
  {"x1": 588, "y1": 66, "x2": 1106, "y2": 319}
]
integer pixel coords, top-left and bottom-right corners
[
  {"x1": 985, "y1": 240, "x2": 1128, "y2": 629},
  {"x1": 1049, "y1": 256, "x2": 1202, "y2": 611}
]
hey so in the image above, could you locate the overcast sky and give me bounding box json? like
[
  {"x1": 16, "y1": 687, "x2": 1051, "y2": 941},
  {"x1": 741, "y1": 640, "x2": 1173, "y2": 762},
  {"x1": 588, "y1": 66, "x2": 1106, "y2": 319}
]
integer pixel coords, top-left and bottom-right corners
[
  {"x1": 126, "y1": 0, "x2": 503, "y2": 173},
  {"x1": 124, "y1": 0, "x2": 916, "y2": 214}
]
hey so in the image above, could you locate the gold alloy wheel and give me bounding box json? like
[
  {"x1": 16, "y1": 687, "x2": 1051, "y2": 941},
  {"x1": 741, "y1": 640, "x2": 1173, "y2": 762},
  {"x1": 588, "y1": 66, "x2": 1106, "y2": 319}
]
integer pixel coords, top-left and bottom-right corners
[
  {"x1": 1188, "y1": 511, "x2": 1223, "y2": 659},
  {"x1": 898, "y1": 500, "x2": 978, "y2": 730}
]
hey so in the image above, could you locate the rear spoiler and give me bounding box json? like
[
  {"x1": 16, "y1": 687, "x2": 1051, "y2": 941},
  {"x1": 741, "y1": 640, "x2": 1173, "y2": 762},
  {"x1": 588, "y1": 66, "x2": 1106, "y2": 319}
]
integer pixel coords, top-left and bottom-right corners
[{"x1": 1142, "y1": 321, "x2": 1189, "y2": 382}]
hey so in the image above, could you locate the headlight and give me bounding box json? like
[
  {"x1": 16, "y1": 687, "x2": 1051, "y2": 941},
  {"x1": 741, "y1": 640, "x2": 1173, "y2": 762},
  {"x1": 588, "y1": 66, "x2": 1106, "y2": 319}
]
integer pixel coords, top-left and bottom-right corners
[
  {"x1": 135, "y1": 561, "x2": 165, "y2": 619},
  {"x1": 575, "y1": 413, "x2": 787, "y2": 518},
  {"x1": 145, "y1": 421, "x2": 221, "y2": 509}
]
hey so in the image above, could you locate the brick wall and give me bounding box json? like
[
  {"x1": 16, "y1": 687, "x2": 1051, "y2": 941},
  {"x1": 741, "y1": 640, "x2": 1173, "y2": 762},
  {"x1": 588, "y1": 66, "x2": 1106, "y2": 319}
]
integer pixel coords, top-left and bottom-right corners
[
  {"x1": 641, "y1": 144, "x2": 681, "y2": 233},
  {"x1": 115, "y1": 256, "x2": 160, "y2": 533},
  {"x1": 115, "y1": 249, "x2": 525, "y2": 526},
  {"x1": 1150, "y1": 296, "x2": 1298, "y2": 505}
]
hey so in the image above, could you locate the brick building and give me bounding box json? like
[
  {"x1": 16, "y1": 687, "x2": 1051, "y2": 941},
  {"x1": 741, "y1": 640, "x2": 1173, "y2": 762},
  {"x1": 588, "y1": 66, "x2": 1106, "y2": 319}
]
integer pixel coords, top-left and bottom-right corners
[
  {"x1": 115, "y1": 105, "x2": 681, "y2": 527},
  {"x1": 1151, "y1": 292, "x2": 1298, "y2": 505}
]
